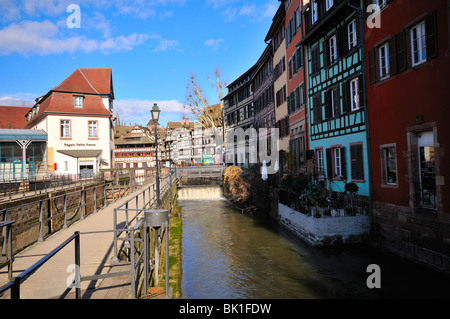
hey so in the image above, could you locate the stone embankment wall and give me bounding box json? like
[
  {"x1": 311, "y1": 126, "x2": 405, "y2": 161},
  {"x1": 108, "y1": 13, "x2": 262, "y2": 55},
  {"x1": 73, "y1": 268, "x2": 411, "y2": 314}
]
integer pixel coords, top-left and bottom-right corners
[{"x1": 277, "y1": 203, "x2": 370, "y2": 246}]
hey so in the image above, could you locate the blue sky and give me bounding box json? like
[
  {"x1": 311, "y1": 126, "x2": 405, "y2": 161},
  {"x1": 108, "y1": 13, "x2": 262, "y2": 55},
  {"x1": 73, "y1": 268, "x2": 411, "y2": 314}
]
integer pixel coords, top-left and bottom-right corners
[{"x1": 0, "y1": 0, "x2": 278, "y2": 127}]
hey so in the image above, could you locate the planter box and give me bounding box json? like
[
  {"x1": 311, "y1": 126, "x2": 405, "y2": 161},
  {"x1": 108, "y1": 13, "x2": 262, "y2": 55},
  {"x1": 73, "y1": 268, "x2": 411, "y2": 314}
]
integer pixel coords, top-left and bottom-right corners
[{"x1": 277, "y1": 203, "x2": 370, "y2": 246}]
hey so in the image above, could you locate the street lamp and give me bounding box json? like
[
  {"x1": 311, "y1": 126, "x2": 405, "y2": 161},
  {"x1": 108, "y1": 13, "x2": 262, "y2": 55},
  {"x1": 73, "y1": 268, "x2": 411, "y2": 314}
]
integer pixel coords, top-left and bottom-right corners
[{"x1": 151, "y1": 103, "x2": 161, "y2": 208}]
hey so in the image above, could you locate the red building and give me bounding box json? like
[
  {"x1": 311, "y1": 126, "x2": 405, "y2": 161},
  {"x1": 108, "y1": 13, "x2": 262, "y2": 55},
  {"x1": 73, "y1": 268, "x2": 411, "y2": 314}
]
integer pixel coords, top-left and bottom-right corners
[
  {"x1": 285, "y1": 0, "x2": 308, "y2": 173},
  {"x1": 365, "y1": 0, "x2": 450, "y2": 275}
]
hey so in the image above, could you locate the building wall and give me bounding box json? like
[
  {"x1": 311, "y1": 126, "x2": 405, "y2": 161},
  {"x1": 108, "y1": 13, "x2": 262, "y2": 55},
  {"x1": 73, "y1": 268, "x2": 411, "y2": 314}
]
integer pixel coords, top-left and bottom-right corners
[
  {"x1": 286, "y1": 0, "x2": 308, "y2": 172},
  {"x1": 305, "y1": 5, "x2": 370, "y2": 196},
  {"x1": 31, "y1": 115, "x2": 113, "y2": 175},
  {"x1": 365, "y1": 0, "x2": 450, "y2": 275}
]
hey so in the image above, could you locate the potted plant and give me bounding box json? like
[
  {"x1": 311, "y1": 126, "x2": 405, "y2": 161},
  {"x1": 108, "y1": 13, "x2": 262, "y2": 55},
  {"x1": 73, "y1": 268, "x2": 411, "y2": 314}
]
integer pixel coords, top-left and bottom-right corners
[
  {"x1": 344, "y1": 182, "x2": 359, "y2": 216},
  {"x1": 304, "y1": 180, "x2": 327, "y2": 218}
]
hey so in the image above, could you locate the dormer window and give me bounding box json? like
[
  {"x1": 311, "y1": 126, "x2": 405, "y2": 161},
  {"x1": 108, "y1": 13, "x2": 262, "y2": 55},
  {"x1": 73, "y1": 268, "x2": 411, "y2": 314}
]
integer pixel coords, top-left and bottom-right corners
[{"x1": 74, "y1": 96, "x2": 84, "y2": 108}]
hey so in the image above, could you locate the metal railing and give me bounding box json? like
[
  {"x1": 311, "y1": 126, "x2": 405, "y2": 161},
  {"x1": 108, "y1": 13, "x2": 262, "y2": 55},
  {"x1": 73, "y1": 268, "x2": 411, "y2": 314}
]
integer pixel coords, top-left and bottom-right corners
[
  {"x1": 0, "y1": 172, "x2": 105, "y2": 200},
  {"x1": 179, "y1": 165, "x2": 225, "y2": 179},
  {"x1": 0, "y1": 221, "x2": 14, "y2": 281},
  {"x1": 0, "y1": 231, "x2": 81, "y2": 299},
  {"x1": 0, "y1": 176, "x2": 138, "y2": 256},
  {"x1": 0, "y1": 169, "x2": 179, "y2": 299}
]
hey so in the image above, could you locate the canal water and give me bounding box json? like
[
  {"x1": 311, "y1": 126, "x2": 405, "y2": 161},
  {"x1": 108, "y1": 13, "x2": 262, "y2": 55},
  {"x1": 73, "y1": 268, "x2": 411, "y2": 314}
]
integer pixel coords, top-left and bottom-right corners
[{"x1": 179, "y1": 197, "x2": 450, "y2": 299}]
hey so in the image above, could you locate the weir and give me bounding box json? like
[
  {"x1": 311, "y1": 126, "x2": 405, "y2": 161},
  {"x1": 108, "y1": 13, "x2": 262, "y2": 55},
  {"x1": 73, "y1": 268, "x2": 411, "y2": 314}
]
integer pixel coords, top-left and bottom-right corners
[{"x1": 177, "y1": 185, "x2": 224, "y2": 200}]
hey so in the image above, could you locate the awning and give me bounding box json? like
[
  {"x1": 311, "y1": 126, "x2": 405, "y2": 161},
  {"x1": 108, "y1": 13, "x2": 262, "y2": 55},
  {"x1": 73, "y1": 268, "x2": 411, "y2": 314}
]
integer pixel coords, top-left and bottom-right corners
[{"x1": 57, "y1": 150, "x2": 102, "y2": 158}]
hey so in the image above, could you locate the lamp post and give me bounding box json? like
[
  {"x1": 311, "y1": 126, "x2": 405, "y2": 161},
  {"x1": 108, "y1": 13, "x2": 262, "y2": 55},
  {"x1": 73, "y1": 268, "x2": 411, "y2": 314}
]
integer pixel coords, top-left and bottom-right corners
[{"x1": 151, "y1": 103, "x2": 161, "y2": 208}]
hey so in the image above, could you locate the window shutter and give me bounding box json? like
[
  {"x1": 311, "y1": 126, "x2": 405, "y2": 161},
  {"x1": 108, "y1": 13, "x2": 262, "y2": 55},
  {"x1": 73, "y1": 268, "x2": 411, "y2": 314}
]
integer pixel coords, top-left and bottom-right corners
[
  {"x1": 340, "y1": 147, "x2": 347, "y2": 180},
  {"x1": 333, "y1": 88, "x2": 340, "y2": 117},
  {"x1": 350, "y1": 144, "x2": 364, "y2": 181},
  {"x1": 405, "y1": 28, "x2": 412, "y2": 69},
  {"x1": 337, "y1": 26, "x2": 347, "y2": 58},
  {"x1": 342, "y1": 81, "x2": 350, "y2": 113},
  {"x1": 325, "y1": 90, "x2": 332, "y2": 119},
  {"x1": 358, "y1": 74, "x2": 364, "y2": 108},
  {"x1": 325, "y1": 38, "x2": 330, "y2": 67},
  {"x1": 395, "y1": 30, "x2": 407, "y2": 72},
  {"x1": 302, "y1": 83, "x2": 307, "y2": 106},
  {"x1": 425, "y1": 11, "x2": 438, "y2": 60},
  {"x1": 326, "y1": 148, "x2": 332, "y2": 179},
  {"x1": 368, "y1": 49, "x2": 377, "y2": 84},
  {"x1": 388, "y1": 36, "x2": 398, "y2": 75}
]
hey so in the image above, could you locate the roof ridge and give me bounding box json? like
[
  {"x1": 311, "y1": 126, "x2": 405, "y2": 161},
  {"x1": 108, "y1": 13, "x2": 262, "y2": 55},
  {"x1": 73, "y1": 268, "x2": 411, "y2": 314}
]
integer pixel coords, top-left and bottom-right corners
[{"x1": 78, "y1": 69, "x2": 100, "y2": 95}]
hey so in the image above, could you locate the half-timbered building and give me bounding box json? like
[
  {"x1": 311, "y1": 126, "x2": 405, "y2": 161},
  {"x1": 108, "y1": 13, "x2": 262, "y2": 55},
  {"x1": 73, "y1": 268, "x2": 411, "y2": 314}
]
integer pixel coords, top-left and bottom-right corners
[{"x1": 300, "y1": 0, "x2": 370, "y2": 198}]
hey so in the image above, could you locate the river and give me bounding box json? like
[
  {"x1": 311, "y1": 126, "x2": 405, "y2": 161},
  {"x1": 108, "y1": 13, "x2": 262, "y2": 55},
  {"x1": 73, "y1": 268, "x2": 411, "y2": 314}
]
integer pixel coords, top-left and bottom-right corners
[{"x1": 179, "y1": 198, "x2": 450, "y2": 299}]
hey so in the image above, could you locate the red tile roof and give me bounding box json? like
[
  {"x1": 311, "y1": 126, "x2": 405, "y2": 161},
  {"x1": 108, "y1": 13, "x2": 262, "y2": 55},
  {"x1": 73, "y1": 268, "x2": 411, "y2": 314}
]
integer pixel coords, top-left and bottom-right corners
[
  {"x1": 52, "y1": 68, "x2": 112, "y2": 96},
  {"x1": 24, "y1": 92, "x2": 111, "y2": 129},
  {"x1": 0, "y1": 106, "x2": 30, "y2": 129}
]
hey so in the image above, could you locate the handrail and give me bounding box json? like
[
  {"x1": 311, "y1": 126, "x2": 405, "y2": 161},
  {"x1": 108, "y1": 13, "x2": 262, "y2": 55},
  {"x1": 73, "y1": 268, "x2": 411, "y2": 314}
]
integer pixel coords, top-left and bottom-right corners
[
  {"x1": 0, "y1": 231, "x2": 80, "y2": 299},
  {"x1": 0, "y1": 221, "x2": 14, "y2": 281},
  {"x1": 0, "y1": 168, "x2": 180, "y2": 299}
]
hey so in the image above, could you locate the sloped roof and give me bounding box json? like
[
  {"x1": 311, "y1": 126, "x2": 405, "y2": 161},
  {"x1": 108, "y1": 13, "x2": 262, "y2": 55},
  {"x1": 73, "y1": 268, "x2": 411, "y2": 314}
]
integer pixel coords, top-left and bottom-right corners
[
  {"x1": 0, "y1": 106, "x2": 30, "y2": 129},
  {"x1": 52, "y1": 68, "x2": 113, "y2": 96}
]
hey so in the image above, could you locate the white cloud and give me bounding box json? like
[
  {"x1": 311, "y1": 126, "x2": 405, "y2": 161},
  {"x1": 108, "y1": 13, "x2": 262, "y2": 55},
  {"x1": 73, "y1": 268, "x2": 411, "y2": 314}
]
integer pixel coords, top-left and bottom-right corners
[
  {"x1": 211, "y1": 0, "x2": 277, "y2": 23},
  {"x1": 204, "y1": 38, "x2": 224, "y2": 51},
  {"x1": 0, "y1": 94, "x2": 37, "y2": 107},
  {"x1": 114, "y1": 99, "x2": 185, "y2": 125},
  {"x1": 153, "y1": 39, "x2": 181, "y2": 52},
  {"x1": 0, "y1": 20, "x2": 158, "y2": 55}
]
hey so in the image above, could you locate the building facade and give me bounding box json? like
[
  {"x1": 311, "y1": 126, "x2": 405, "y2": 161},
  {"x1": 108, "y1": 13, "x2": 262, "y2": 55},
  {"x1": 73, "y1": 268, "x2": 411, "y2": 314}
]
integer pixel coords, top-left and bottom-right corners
[
  {"x1": 286, "y1": 0, "x2": 309, "y2": 173},
  {"x1": 266, "y1": 2, "x2": 289, "y2": 157},
  {"x1": 301, "y1": 0, "x2": 370, "y2": 198},
  {"x1": 365, "y1": 0, "x2": 450, "y2": 274},
  {"x1": 114, "y1": 125, "x2": 156, "y2": 169},
  {"x1": 24, "y1": 68, "x2": 115, "y2": 177},
  {"x1": 223, "y1": 65, "x2": 256, "y2": 167}
]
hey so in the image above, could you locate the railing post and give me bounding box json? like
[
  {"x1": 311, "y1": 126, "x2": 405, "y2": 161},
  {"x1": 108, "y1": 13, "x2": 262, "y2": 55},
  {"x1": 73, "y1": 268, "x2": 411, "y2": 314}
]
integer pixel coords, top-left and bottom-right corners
[
  {"x1": 130, "y1": 228, "x2": 136, "y2": 299},
  {"x1": 74, "y1": 231, "x2": 81, "y2": 299},
  {"x1": 63, "y1": 194, "x2": 68, "y2": 228},
  {"x1": 112, "y1": 208, "x2": 119, "y2": 263},
  {"x1": 38, "y1": 200, "x2": 44, "y2": 242},
  {"x1": 11, "y1": 276, "x2": 21, "y2": 299}
]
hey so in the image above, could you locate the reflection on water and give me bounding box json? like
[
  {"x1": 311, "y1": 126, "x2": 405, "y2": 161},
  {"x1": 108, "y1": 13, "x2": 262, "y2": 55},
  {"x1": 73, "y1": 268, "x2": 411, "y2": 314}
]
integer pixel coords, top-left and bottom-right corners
[{"x1": 180, "y1": 199, "x2": 450, "y2": 299}]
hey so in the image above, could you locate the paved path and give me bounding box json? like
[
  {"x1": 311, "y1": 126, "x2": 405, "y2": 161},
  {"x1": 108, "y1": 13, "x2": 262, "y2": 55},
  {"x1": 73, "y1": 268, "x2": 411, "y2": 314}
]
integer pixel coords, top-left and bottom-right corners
[{"x1": 0, "y1": 182, "x2": 162, "y2": 299}]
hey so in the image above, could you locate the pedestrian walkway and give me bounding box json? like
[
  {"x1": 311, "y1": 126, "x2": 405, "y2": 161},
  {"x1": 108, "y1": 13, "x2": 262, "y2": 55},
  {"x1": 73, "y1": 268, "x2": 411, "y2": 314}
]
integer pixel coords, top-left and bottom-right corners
[{"x1": 0, "y1": 181, "x2": 159, "y2": 299}]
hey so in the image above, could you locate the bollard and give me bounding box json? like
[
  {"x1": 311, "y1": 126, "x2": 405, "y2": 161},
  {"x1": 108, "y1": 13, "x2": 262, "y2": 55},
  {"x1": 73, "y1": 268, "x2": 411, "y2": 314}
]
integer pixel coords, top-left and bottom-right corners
[{"x1": 144, "y1": 209, "x2": 170, "y2": 297}]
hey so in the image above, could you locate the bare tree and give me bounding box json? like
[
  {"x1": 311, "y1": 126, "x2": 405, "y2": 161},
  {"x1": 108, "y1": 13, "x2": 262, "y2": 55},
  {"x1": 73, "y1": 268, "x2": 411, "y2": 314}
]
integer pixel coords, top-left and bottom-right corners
[{"x1": 184, "y1": 69, "x2": 226, "y2": 128}]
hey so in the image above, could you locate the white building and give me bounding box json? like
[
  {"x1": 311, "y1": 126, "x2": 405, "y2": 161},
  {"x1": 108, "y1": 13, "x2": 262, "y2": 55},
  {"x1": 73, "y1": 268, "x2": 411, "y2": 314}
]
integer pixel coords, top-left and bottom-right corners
[{"x1": 24, "y1": 68, "x2": 115, "y2": 177}]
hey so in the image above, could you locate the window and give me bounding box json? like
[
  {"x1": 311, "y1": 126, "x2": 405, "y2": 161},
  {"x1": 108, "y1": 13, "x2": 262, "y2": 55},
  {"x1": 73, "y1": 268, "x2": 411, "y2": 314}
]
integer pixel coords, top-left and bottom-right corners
[
  {"x1": 316, "y1": 149, "x2": 324, "y2": 172},
  {"x1": 311, "y1": 45, "x2": 320, "y2": 74},
  {"x1": 334, "y1": 148, "x2": 342, "y2": 177},
  {"x1": 326, "y1": 0, "x2": 334, "y2": 11},
  {"x1": 348, "y1": 20, "x2": 357, "y2": 50},
  {"x1": 350, "y1": 143, "x2": 364, "y2": 181},
  {"x1": 74, "y1": 96, "x2": 84, "y2": 108},
  {"x1": 411, "y1": 21, "x2": 426, "y2": 66},
  {"x1": 312, "y1": 0, "x2": 318, "y2": 24},
  {"x1": 329, "y1": 35, "x2": 337, "y2": 64},
  {"x1": 381, "y1": 145, "x2": 398, "y2": 185},
  {"x1": 350, "y1": 77, "x2": 360, "y2": 111},
  {"x1": 89, "y1": 121, "x2": 98, "y2": 139},
  {"x1": 313, "y1": 94, "x2": 322, "y2": 123},
  {"x1": 325, "y1": 87, "x2": 339, "y2": 119},
  {"x1": 374, "y1": 0, "x2": 387, "y2": 9},
  {"x1": 379, "y1": 43, "x2": 390, "y2": 79},
  {"x1": 60, "y1": 120, "x2": 71, "y2": 139}
]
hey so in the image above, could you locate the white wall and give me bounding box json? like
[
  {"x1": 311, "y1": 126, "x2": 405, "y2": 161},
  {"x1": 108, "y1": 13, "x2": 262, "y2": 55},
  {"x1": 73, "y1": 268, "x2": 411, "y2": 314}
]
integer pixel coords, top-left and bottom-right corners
[
  {"x1": 31, "y1": 115, "x2": 113, "y2": 175},
  {"x1": 278, "y1": 203, "x2": 370, "y2": 246}
]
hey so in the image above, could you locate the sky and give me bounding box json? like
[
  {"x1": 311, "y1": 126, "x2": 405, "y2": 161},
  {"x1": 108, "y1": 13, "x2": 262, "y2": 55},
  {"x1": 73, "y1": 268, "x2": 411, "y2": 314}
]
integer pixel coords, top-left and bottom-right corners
[{"x1": 0, "y1": 0, "x2": 278, "y2": 128}]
